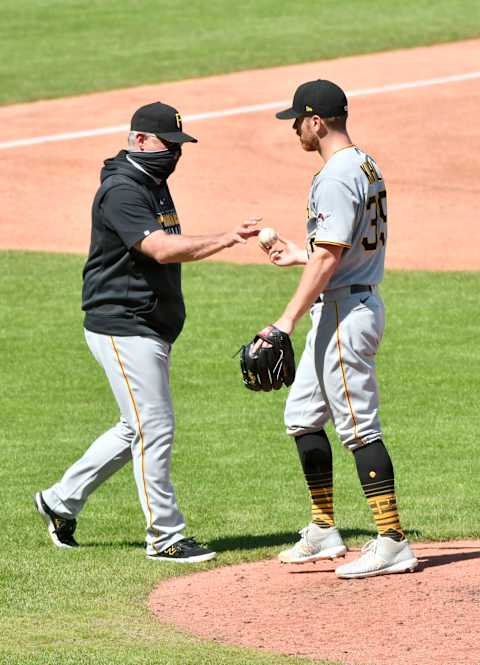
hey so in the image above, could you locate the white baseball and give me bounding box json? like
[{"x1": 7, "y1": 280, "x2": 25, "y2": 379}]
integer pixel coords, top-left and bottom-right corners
[{"x1": 258, "y1": 227, "x2": 279, "y2": 249}]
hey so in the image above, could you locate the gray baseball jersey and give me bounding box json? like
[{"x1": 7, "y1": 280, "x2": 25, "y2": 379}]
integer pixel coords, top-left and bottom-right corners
[
  {"x1": 307, "y1": 146, "x2": 387, "y2": 290},
  {"x1": 285, "y1": 146, "x2": 388, "y2": 449}
]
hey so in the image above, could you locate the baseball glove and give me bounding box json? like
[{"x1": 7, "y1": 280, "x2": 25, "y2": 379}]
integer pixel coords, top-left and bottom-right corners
[{"x1": 240, "y1": 325, "x2": 295, "y2": 391}]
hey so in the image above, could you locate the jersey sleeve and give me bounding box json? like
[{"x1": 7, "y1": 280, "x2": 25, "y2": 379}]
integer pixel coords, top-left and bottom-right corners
[
  {"x1": 102, "y1": 186, "x2": 162, "y2": 249},
  {"x1": 311, "y1": 178, "x2": 357, "y2": 248}
]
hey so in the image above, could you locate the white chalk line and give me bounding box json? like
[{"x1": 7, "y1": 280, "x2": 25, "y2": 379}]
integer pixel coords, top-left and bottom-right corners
[{"x1": 0, "y1": 71, "x2": 479, "y2": 150}]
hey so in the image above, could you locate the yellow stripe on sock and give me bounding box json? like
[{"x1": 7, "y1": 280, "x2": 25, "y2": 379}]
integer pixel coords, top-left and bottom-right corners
[
  {"x1": 310, "y1": 486, "x2": 334, "y2": 527},
  {"x1": 366, "y1": 492, "x2": 403, "y2": 537}
]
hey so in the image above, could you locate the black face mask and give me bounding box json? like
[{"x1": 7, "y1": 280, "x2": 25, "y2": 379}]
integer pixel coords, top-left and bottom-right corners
[{"x1": 128, "y1": 146, "x2": 182, "y2": 180}]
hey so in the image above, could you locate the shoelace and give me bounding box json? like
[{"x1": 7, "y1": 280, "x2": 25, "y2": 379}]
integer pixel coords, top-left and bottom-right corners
[
  {"x1": 357, "y1": 538, "x2": 389, "y2": 569},
  {"x1": 297, "y1": 526, "x2": 313, "y2": 548},
  {"x1": 361, "y1": 538, "x2": 378, "y2": 555},
  {"x1": 360, "y1": 539, "x2": 377, "y2": 554}
]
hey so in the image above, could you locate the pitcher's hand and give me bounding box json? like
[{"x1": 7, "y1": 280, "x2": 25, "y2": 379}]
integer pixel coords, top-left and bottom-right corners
[{"x1": 269, "y1": 236, "x2": 308, "y2": 266}]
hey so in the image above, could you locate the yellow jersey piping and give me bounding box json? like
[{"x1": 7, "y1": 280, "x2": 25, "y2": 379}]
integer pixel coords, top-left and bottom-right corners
[
  {"x1": 331, "y1": 143, "x2": 355, "y2": 157},
  {"x1": 314, "y1": 240, "x2": 352, "y2": 248}
]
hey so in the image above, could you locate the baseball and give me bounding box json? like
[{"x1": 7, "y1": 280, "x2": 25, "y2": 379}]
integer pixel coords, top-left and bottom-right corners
[{"x1": 258, "y1": 227, "x2": 279, "y2": 249}]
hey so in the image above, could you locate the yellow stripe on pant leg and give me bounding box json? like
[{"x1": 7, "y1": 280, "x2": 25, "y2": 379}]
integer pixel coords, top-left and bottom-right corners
[
  {"x1": 110, "y1": 336, "x2": 161, "y2": 553},
  {"x1": 334, "y1": 302, "x2": 360, "y2": 442}
]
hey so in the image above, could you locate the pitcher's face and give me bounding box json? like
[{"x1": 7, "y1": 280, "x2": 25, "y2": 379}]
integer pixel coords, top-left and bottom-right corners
[{"x1": 293, "y1": 116, "x2": 320, "y2": 152}]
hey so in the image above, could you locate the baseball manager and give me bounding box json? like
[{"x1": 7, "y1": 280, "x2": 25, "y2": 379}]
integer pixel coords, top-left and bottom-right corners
[{"x1": 35, "y1": 101, "x2": 258, "y2": 563}]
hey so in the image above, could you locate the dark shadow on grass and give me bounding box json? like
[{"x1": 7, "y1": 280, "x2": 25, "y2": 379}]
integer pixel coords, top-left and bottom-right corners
[
  {"x1": 79, "y1": 540, "x2": 145, "y2": 549},
  {"x1": 75, "y1": 529, "x2": 424, "y2": 552},
  {"x1": 210, "y1": 527, "x2": 383, "y2": 552}
]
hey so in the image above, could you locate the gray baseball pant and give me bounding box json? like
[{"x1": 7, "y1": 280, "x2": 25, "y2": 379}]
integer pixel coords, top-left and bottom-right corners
[
  {"x1": 285, "y1": 287, "x2": 385, "y2": 450},
  {"x1": 43, "y1": 330, "x2": 186, "y2": 555}
]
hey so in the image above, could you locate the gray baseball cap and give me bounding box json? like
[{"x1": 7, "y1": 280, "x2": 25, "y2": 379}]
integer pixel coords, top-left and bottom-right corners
[{"x1": 276, "y1": 80, "x2": 348, "y2": 119}]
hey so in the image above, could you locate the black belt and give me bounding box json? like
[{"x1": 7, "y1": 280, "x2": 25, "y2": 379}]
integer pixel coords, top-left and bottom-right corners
[
  {"x1": 315, "y1": 284, "x2": 372, "y2": 304},
  {"x1": 350, "y1": 284, "x2": 372, "y2": 294}
]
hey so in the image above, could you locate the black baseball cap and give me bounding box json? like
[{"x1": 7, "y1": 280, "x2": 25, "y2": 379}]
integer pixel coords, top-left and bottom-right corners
[
  {"x1": 276, "y1": 80, "x2": 348, "y2": 120},
  {"x1": 130, "y1": 101, "x2": 198, "y2": 143}
]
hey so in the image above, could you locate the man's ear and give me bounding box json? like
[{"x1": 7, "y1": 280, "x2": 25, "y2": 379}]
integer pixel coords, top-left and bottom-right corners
[
  {"x1": 313, "y1": 116, "x2": 327, "y2": 138},
  {"x1": 135, "y1": 132, "x2": 147, "y2": 150}
]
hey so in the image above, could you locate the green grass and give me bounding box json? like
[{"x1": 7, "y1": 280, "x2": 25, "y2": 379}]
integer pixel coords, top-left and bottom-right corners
[
  {"x1": 1, "y1": 252, "x2": 479, "y2": 665},
  {"x1": 1, "y1": 0, "x2": 479, "y2": 105}
]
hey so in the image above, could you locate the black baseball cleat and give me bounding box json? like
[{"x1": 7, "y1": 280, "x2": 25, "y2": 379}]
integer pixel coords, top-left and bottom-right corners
[
  {"x1": 34, "y1": 492, "x2": 79, "y2": 549},
  {"x1": 147, "y1": 537, "x2": 216, "y2": 563}
]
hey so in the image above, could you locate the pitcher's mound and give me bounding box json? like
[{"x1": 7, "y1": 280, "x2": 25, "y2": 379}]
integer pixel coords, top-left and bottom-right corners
[{"x1": 149, "y1": 541, "x2": 480, "y2": 665}]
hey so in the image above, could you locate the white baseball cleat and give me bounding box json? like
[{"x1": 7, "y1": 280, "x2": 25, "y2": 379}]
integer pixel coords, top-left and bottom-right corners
[
  {"x1": 335, "y1": 535, "x2": 418, "y2": 579},
  {"x1": 278, "y1": 523, "x2": 347, "y2": 563}
]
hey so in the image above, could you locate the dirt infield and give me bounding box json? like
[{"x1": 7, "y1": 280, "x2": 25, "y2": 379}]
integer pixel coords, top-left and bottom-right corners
[
  {"x1": 1, "y1": 39, "x2": 479, "y2": 269},
  {"x1": 3, "y1": 39, "x2": 480, "y2": 665},
  {"x1": 149, "y1": 541, "x2": 480, "y2": 665}
]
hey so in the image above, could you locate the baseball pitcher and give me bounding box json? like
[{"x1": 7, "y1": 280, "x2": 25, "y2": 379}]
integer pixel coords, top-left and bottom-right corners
[{"x1": 257, "y1": 80, "x2": 417, "y2": 578}]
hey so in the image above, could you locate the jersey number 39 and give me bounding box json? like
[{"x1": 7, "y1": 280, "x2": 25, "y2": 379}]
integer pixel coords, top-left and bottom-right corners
[{"x1": 362, "y1": 190, "x2": 387, "y2": 251}]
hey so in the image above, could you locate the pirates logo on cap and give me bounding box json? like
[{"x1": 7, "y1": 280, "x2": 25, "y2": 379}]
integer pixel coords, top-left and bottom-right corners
[{"x1": 175, "y1": 113, "x2": 182, "y2": 129}]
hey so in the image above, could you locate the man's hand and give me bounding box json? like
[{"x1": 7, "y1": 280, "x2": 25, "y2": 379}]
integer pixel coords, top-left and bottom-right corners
[
  {"x1": 268, "y1": 236, "x2": 308, "y2": 266},
  {"x1": 223, "y1": 218, "x2": 261, "y2": 247},
  {"x1": 253, "y1": 319, "x2": 294, "y2": 352}
]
